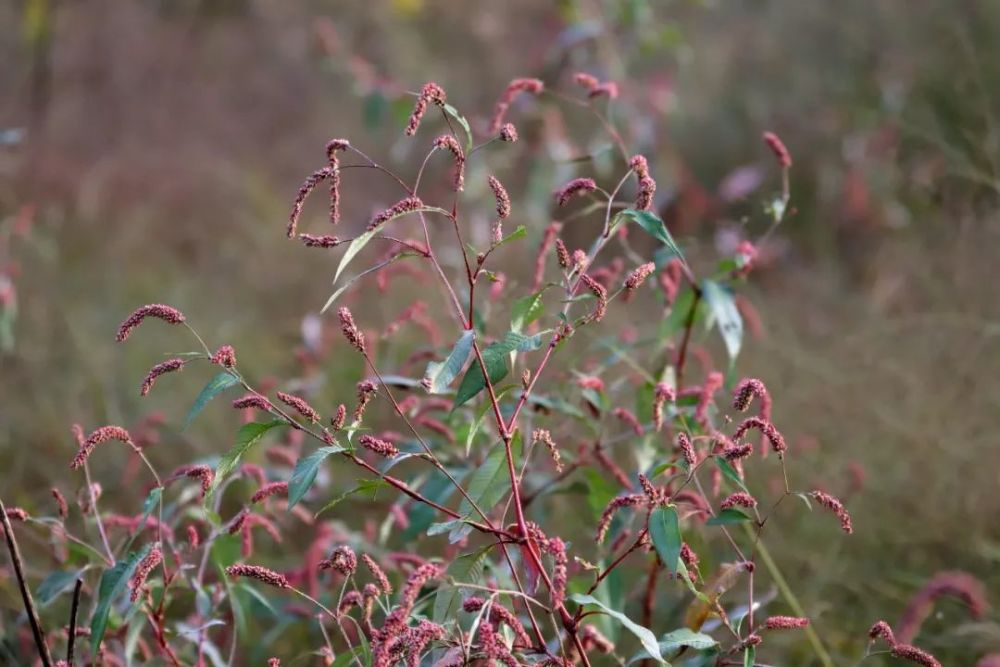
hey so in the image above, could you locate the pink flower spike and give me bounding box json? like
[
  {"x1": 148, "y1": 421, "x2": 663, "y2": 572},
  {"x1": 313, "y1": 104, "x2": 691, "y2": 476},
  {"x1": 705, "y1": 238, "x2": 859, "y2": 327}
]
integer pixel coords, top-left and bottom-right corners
[
  {"x1": 139, "y1": 358, "x2": 185, "y2": 397},
  {"x1": 554, "y1": 177, "x2": 597, "y2": 207},
  {"x1": 70, "y1": 426, "x2": 138, "y2": 469},
  {"x1": 116, "y1": 304, "x2": 186, "y2": 342}
]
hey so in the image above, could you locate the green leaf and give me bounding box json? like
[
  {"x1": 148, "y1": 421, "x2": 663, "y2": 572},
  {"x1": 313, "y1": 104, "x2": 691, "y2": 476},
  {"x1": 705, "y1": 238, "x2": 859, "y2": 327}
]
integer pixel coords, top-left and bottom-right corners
[
  {"x1": 619, "y1": 209, "x2": 685, "y2": 263},
  {"x1": 569, "y1": 594, "x2": 667, "y2": 665},
  {"x1": 320, "y1": 251, "x2": 415, "y2": 314},
  {"x1": 706, "y1": 508, "x2": 752, "y2": 526},
  {"x1": 661, "y1": 287, "x2": 699, "y2": 338},
  {"x1": 494, "y1": 224, "x2": 527, "y2": 248},
  {"x1": 184, "y1": 372, "x2": 240, "y2": 429},
  {"x1": 702, "y1": 279, "x2": 743, "y2": 363},
  {"x1": 36, "y1": 569, "x2": 81, "y2": 606},
  {"x1": 511, "y1": 291, "x2": 545, "y2": 333},
  {"x1": 744, "y1": 645, "x2": 755, "y2": 667},
  {"x1": 141, "y1": 487, "x2": 162, "y2": 522},
  {"x1": 424, "y1": 330, "x2": 475, "y2": 394},
  {"x1": 288, "y1": 444, "x2": 347, "y2": 510},
  {"x1": 403, "y1": 470, "x2": 462, "y2": 541},
  {"x1": 627, "y1": 628, "x2": 718, "y2": 664},
  {"x1": 450, "y1": 437, "x2": 521, "y2": 541},
  {"x1": 659, "y1": 628, "x2": 718, "y2": 652},
  {"x1": 433, "y1": 547, "x2": 491, "y2": 623},
  {"x1": 453, "y1": 332, "x2": 544, "y2": 408},
  {"x1": 333, "y1": 206, "x2": 449, "y2": 285},
  {"x1": 207, "y1": 420, "x2": 286, "y2": 502},
  {"x1": 91, "y1": 545, "x2": 152, "y2": 658},
  {"x1": 442, "y1": 103, "x2": 473, "y2": 152},
  {"x1": 713, "y1": 457, "x2": 749, "y2": 493},
  {"x1": 649, "y1": 506, "x2": 682, "y2": 575}
]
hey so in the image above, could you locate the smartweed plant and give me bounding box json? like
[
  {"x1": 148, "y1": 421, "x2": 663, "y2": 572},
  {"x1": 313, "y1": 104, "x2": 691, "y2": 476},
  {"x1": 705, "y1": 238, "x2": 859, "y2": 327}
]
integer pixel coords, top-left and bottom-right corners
[{"x1": 2, "y1": 75, "x2": 957, "y2": 667}]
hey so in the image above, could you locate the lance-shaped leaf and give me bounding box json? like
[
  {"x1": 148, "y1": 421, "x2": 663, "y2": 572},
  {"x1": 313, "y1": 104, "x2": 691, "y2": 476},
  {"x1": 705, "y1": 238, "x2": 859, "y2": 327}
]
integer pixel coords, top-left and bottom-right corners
[
  {"x1": 453, "y1": 332, "x2": 543, "y2": 408},
  {"x1": 333, "y1": 205, "x2": 450, "y2": 285},
  {"x1": 702, "y1": 279, "x2": 743, "y2": 363},
  {"x1": 424, "y1": 329, "x2": 475, "y2": 394},
  {"x1": 569, "y1": 594, "x2": 667, "y2": 664},
  {"x1": 618, "y1": 209, "x2": 685, "y2": 264},
  {"x1": 90, "y1": 544, "x2": 153, "y2": 658},
  {"x1": 185, "y1": 372, "x2": 240, "y2": 429},
  {"x1": 649, "y1": 505, "x2": 682, "y2": 575},
  {"x1": 207, "y1": 420, "x2": 286, "y2": 502},
  {"x1": 288, "y1": 444, "x2": 347, "y2": 510}
]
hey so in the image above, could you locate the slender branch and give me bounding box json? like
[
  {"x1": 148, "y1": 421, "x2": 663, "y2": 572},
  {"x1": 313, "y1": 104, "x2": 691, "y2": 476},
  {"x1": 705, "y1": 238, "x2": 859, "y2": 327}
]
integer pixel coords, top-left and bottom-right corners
[
  {"x1": 0, "y1": 496, "x2": 54, "y2": 667},
  {"x1": 67, "y1": 577, "x2": 83, "y2": 664}
]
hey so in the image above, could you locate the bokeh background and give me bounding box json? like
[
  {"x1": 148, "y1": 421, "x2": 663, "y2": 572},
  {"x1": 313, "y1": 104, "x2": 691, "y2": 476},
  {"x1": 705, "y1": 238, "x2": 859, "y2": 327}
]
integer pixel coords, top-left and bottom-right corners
[{"x1": 2, "y1": 0, "x2": 999, "y2": 664}]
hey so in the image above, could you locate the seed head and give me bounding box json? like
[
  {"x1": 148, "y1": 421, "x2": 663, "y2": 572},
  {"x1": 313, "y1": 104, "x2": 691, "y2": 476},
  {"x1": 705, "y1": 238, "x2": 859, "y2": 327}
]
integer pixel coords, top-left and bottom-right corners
[
  {"x1": 624, "y1": 262, "x2": 655, "y2": 291},
  {"x1": 890, "y1": 644, "x2": 941, "y2": 667},
  {"x1": 288, "y1": 167, "x2": 334, "y2": 238},
  {"x1": 251, "y1": 481, "x2": 289, "y2": 504},
  {"x1": 811, "y1": 490, "x2": 853, "y2": 534},
  {"x1": 232, "y1": 393, "x2": 274, "y2": 413},
  {"x1": 362, "y1": 554, "x2": 392, "y2": 594},
  {"x1": 433, "y1": 134, "x2": 465, "y2": 191},
  {"x1": 554, "y1": 177, "x2": 597, "y2": 207},
  {"x1": 488, "y1": 175, "x2": 510, "y2": 220},
  {"x1": 733, "y1": 416, "x2": 786, "y2": 454},
  {"x1": 299, "y1": 233, "x2": 341, "y2": 248},
  {"x1": 896, "y1": 571, "x2": 988, "y2": 644},
  {"x1": 330, "y1": 404, "x2": 347, "y2": 430},
  {"x1": 51, "y1": 487, "x2": 68, "y2": 519},
  {"x1": 359, "y1": 434, "x2": 398, "y2": 458},
  {"x1": 532, "y1": 429, "x2": 563, "y2": 473},
  {"x1": 325, "y1": 139, "x2": 349, "y2": 226},
  {"x1": 128, "y1": 546, "x2": 163, "y2": 602},
  {"x1": 580, "y1": 273, "x2": 608, "y2": 322},
  {"x1": 489, "y1": 77, "x2": 544, "y2": 134},
  {"x1": 116, "y1": 304, "x2": 186, "y2": 342},
  {"x1": 762, "y1": 131, "x2": 792, "y2": 168},
  {"x1": 319, "y1": 545, "x2": 358, "y2": 576},
  {"x1": 338, "y1": 307, "x2": 367, "y2": 354},
  {"x1": 277, "y1": 391, "x2": 320, "y2": 423},
  {"x1": 210, "y1": 345, "x2": 237, "y2": 368},
  {"x1": 589, "y1": 81, "x2": 619, "y2": 99},
  {"x1": 225, "y1": 563, "x2": 290, "y2": 589},
  {"x1": 70, "y1": 425, "x2": 138, "y2": 469},
  {"x1": 636, "y1": 175, "x2": 657, "y2": 211},
  {"x1": 140, "y1": 358, "x2": 185, "y2": 397},
  {"x1": 406, "y1": 82, "x2": 447, "y2": 137},
  {"x1": 763, "y1": 616, "x2": 809, "y2": 630},
  {"x1": 868, "y1": 620, "x2": 896, "y2": 646},
  {"x1": 498, "y1": 122, "x2": 518, "y2": 142},
  {"x1": 733, "y1": 377, "x2": 769, "y2": 412},
  {"x1": 573, "y1": 72, "x2": 599, "y2": 90},
  {"x1": 368, "y1": 196, "x2": 423, "y2": 233},
  {"x1": 676, "y1": 432, "x2": 697, "y2": 467}
]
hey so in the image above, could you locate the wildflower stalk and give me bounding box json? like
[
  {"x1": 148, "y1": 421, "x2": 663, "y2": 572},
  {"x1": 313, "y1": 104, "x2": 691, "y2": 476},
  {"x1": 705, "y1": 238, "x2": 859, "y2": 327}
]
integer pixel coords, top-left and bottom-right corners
[{"x1": 745, "y1": 524, "x2": 834, "y2": 667}]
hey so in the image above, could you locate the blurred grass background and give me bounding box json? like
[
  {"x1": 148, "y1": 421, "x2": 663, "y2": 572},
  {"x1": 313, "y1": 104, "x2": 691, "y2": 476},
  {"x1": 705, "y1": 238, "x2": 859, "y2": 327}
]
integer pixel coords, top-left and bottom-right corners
[{"x1": 2, "y1": 0, "x2": 999, "y2": 663}]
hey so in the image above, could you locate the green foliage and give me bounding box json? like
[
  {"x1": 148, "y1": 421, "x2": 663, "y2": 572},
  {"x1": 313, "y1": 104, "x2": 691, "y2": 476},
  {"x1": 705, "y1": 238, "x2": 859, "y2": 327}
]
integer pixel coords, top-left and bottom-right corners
[{"x1": 185, "y1": 371, "x2": 240, "y2": 429}]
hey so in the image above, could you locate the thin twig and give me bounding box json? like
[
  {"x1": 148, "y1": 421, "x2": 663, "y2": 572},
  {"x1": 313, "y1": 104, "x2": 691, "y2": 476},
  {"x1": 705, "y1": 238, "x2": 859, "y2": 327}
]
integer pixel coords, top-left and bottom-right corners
[
  {"x1": 67, "y1": 577, "x2": 83, "y2": 664},
  {"x1": 0, "y1": 496, "x2": 54, "y2": 666}
]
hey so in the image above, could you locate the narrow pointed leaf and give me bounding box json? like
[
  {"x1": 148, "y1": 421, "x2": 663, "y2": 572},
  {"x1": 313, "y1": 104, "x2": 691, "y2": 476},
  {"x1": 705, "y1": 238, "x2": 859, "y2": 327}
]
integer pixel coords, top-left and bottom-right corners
[
  {"x1": 91, "y1": 544, "x2": 152, "y2": 658},
  {"x1": 702, "y1": 279, "x2": 743, "y2": 362},
  {"x1": 619, "y1": 209, "x2": 684, "y2": 263},
  {"x1": 706, "y1": 508, "x2": 752, "y2": 526},
  {"x1": 424, "y1": 329, "x2": 475, "y2": 394},
  {"x1": 207, "y1": 420, "x2": 286, "y2": 502},
  {"x1": 569, "y1": 594, "x2": 666, "y2": 664},
  {"x1": 184, "y1": 372, "x2": 240, "y2": 429},
  {"x1": 288, "y1": 444, "x2": 346, "y2": 509}
]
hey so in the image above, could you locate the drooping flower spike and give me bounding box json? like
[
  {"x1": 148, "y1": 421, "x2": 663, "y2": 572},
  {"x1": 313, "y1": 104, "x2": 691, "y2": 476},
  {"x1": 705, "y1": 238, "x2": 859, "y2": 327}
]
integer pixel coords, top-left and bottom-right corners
[{"x1": 116, "y1": 304, "x2": 186, "y2": 342}]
